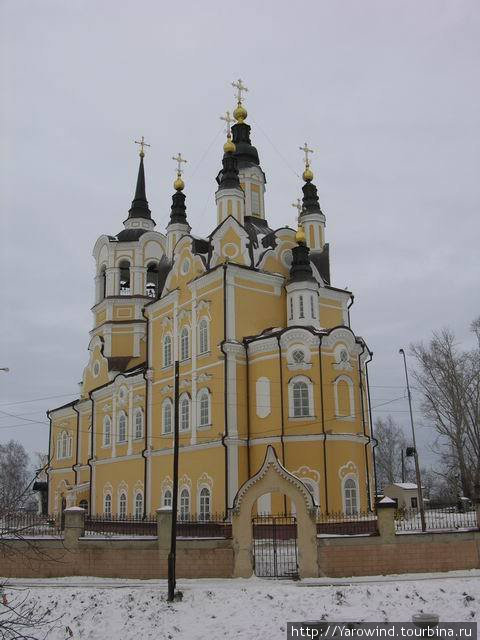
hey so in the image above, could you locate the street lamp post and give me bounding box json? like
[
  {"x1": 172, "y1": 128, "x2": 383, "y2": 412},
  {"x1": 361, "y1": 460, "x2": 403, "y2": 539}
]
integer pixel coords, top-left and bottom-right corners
[{"x1": 399, "y1": 348, "x2": 426, "y2": 532}]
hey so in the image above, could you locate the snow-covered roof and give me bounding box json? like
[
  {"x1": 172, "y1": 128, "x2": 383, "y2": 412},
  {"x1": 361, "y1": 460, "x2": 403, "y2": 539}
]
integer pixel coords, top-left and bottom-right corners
[{"x1": 392, "y1": 482, "x2": 418, "y2": 490}]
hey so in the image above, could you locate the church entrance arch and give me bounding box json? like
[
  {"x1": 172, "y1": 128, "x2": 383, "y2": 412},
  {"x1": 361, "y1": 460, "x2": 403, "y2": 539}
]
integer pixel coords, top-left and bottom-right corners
[{"x1": 231, "y1": 446, "x2": 318, "y2": 579}]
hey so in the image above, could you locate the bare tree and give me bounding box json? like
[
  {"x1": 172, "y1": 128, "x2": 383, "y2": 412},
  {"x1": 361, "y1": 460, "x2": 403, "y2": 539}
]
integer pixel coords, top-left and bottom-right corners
[
  {"x1": 374, "y1": 415, "x2": 408, "y2": 490},
  {"x1": 0, "y1": 441, "x2": 36, "y2": 513},
  {"x1": 411, "y1": 317, "x2": 480, "y2": 499}
]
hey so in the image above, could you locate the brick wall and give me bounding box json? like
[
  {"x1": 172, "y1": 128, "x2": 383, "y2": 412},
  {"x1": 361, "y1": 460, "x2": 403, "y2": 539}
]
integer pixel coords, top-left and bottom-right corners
[{"x1": 318, "y1": 531, "x2": 480, "y2": 577}]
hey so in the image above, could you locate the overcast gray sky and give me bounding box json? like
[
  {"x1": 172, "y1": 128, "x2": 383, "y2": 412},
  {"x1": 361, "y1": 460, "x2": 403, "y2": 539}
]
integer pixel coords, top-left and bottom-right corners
[{"x1": 1, "y1": 0, "x2": 479, "y2": 470}]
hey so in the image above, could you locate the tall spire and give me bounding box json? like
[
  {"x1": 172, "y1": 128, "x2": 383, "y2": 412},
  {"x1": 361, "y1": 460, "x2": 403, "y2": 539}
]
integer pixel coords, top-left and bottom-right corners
[
  {"x1": 230, "y1": 78, "x2": 261, "y2": 168},
  {"x1": 128, "y1": 138, "x2": 151, "y2": 220},
  {"x1": 169, "y1": 152, "x2": 188, "y2": 225},
  {"x1": 299, "y1": 142, "x2": 322, "y2": 216},
  {"x1": 289, "y1": 227, "x2": 315, "y2": 283}
]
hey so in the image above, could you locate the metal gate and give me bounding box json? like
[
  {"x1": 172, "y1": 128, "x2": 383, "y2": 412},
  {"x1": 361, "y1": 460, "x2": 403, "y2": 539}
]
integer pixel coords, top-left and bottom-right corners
[{"x1": 252, "y1": 515, "x2": 298, "y2": 579}]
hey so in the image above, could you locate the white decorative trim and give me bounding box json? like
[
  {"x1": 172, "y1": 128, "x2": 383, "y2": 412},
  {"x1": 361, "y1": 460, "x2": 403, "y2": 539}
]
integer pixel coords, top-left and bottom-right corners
[
  {"x1": 197, "y1": 472, "x2": 213, "y2": 490},
  {"x1": 247, "y1": 337, "x2": 278, "y2": 355},
  {"x1": 322, "y1": 327, "x2": 361, "y2": 354},
  {"x1": 232, "y1": 445, "x2": 316, "y2": 514},
  {"x1": 338, "y1": 461, "x2": 358, "y2": 480},
  {"x1": 280, "y1": 329, "x2": 319, "y2": 350},
  {"x1": 333, "y1": 375, "x2": 355, "y2": 420}
]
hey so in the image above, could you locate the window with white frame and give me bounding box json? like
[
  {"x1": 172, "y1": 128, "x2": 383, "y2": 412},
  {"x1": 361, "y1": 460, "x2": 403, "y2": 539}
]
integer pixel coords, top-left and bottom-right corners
[
  {"x1": 87, "y1": 424, "x2": 92, "y2": 458},
  {"x1": 134, "y1": 491, "x2": 143, "y2": 519},
  {"x1": 180, "y1": 395, "x2": 190, "y2": 431},
  {"x1": 163, "y1": 334, "x2": 172, "y2": 367},
  {"x1": 289, "y1": 377, "x2": 312, "y2": 417},
  {"x1": 163, "y1": 488, "x2": 172, "y2": 508},
  {"x1": 162, "y1": 399, "x2": 173, "y2": 434},
  {"x1": 198, "y1": 318, "x2": 209, "y2": 354},
  {"x1": 199, "y1": 487, "x2": 211, "y2": 521},
  {"x1": 134, "y1": 409, "x2": 143, "y2": 439},
  {"x1": 117, "y1": 412, "x2": 127, "y2": 442},
  {"x1": 197, "y1": 389, "x2": 210, "y2": 427},
  {"x1": 103, "y1": 416, "x2": 111, "y2": 446},
  {"x1": 104, "y1": 493, "x2": 112, "y2": 516},
  {"x1": 180, "y1": 326, "x2": 190, "y2": 361},
  {"x1": 57, "y1": 431, "x2": 72, "y2": 460},
  {"x1": 179, "y1": 488, "x2": 190, "y2": 520},
  {"x1": 119, "y1": 492, "x2": 127, "y2": 518},
  {"x1": 344, "y1": 477, "x2": 358, "y2": 515}
]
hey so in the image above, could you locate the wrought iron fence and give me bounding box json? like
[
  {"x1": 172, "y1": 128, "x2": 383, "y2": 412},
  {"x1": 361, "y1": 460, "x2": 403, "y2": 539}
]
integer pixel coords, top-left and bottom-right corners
[
  {"x1": 395, "y1": 506, "x2": 478, "y2": 532},
  {"x1": 84, "y1": 514, "x2": 157, "y2": 537},
  {"x1": 176, "y1": 513, "x2": 232, "y2": 538},
  {"x1": 316, "y1": 511, "x2": 378, "y2": 536},
  {"x1": 0, "y1": 513, "x2": 62, "y2": 537}
]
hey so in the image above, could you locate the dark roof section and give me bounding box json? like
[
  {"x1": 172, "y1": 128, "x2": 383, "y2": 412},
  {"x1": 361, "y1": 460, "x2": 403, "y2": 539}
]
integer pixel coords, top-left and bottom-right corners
[
  {"x1": 216, "y1": 150, "x2": 241, "y2": 190},
  {"x1": 301, "y1": 180, "x2": 323, "y2": 216},
  {"x1": 288, "y1": 243, "x2": 316, "y2": 283},
  {"x1": 107, "y1": 356, "x2": 134, "y2": 372},
  {"x1": 309, "y1": 244, "x2": 331, "y2": 285},
  {"x1": 127, "y1": 155, "x2": 152, "y2": 220},
  {"x1": 192, "y1": 237, "x2": 210, "y2": 255},
  {"x1": 231, "y1": 122, "x2": 261, "y2": 170},
  {"x1": 169, "y1": 190, "x2": 188, "y2": 225},
  {"x1": 157, "y1": 255, "x2": 172, "y2": 297},
  {"x1": 116, "y1": 228, "x2": 148, "y2": 242}
]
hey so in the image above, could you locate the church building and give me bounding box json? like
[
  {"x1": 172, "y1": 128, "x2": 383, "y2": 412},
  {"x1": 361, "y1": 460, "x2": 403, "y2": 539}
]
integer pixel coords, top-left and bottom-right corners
[{"x1": 47, "y1": 81, "x2": 375, "y2": 519}]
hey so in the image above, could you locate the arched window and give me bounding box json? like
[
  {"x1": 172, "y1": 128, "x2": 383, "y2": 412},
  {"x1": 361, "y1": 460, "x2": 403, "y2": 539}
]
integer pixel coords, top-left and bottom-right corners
[
  {"x1": 119, "y1": 492, "x2": 127, "y2": 518},
  {"x1": 79, "y1": 499, "x2": 88, "y2": 512},
  {"x1": 162, "y1": 399, "x2": 172, "y2": 434},
  {"x1": 134, "y1": 491, "x2": 143, "y2": 519},
  {"x1": 180, "y1": 396, "x2": 190, "y2": 431},
  {"x1": 57, "y1": 431, "x2": 72, "y2": 459},
  {"x1": 198, "y1": 318, "x2": 209, "y2": 354},
  {"x1": 180, "y1": 326, "x2": 190, "y2": 361},
  {"x1": 163, "y1": 489, "x2": 172, "y2": 508},
  {"x1": 103, "y1": 416, "x2": 111, "y2": 446},
  {"x1": 197, "y1": 389, "x2": 210, "y2": 427},
  {"x1": 146, "y1": 262, "x2": 159, "y2": 298},
  {"x1": 299, "y1": 295, "x2": 304, "y2": 319},
  {"x1": 163, "y1": 334, "x2": 172, "y2": 367},
  {"x1": 199, "y1": 487, "x2": 211, "y2": 521},
  {"x1": 104, "y1": 493, "x2": 112, "y2": 517},
  {"x1": 291, "y1": 380, "x2": 310, "y2": 417},
  {"x1": 180, "y1": 488, "x2": 190, "y2": 521},
  {"x1": 134, "y1": 409, "x2": 143, "y2": 439},
  {"x1": 119, "y1": 260, "x2": 131, "y2": 295},
  {"x1": 334, "y1": 375, "x2": 355, "y2": 419},
  {"x1": 117, "y1": 412, "x2": 127, "y2": 442},
  {"x1": 344, "y1": 478, "x2": 358, "y2": 515}
]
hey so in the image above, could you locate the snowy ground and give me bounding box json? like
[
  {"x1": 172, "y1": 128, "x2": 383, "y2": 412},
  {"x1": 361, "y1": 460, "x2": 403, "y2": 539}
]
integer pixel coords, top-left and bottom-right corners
[{"x1": 1, "y1": 572, "x2": 479, "y2": 639}]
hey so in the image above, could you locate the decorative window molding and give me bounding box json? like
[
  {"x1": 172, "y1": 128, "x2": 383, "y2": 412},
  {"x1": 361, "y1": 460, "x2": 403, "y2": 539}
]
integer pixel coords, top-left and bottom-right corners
[
  {"x1": 198, "y1": 486, "x2": 211, "y2": 521},
  {"x1": 162, "y1": 398, "x2": 173, "y2": 434},
  {"x1": 179, "y1": 394, "x2": 191, "y2": 431},
  {"x1": 56, "y1": 431, "x2": 73, "y2": 460},
  {"x1": 288, "y1": 376, "x2": 314, "y2": 418},
  {"x1": 134, "y1": 408, "x2": 144, "y2": 439},
  {"x1": 117, "y1": 411, "x2": 127, "y2": 442},
  {"x1": 333, "y1": 344, "x2": 353, "y2": 371},
  {"x1": 287, "y1": 344, "x2": 312, "y2": 371},
  {"x1": 255, "y1": 377, "x2": 271, "y2": 418},
  {"x1": 104, "y1": 493, "x2": 112, "y2": 517},
  {"x1": 163, "y1": 334, "x2": 173, "y2": 367},
  {"x1": 342, "y1": 474, "x2": 359, "y2": 515},
  {"x1": 179, "y1": 487, "x2": 190, "y2": 520},
  {"x1": 163, "y1": 488, "x2": 173, "y2": 508},
  {"x1": 197, "y1": 388, "x2": 211, "y2": 428},
  {"x1": 103, "y1": 416, "x2": 111, "y2": 447},
  {"x1": 180, "y1": 326, "x2": 190, "y2": 361},
  {"x1": 134, "y1": 490, "x2": 143, "y2": 519},
  {"x1": 333, "y1": 375, "x2": 355, "y2": 420},
  {"x1": 118, "y1": 490, "x2": 127, "y2": 518},
  {"x1": 198, "y1": 317, "x2": 210, "y2": 354}
]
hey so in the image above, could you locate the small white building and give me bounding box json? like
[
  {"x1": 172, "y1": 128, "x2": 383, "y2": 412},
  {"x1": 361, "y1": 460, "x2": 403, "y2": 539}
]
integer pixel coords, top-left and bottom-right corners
[{"x1": 383, "y1": 483, "x2": 420, "y2": 509}]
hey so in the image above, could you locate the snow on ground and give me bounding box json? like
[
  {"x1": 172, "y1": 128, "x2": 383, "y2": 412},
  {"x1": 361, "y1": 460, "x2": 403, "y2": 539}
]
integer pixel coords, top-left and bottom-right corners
[{"x1": 1, "y1": 573, "x2": 479, "y2": 640}]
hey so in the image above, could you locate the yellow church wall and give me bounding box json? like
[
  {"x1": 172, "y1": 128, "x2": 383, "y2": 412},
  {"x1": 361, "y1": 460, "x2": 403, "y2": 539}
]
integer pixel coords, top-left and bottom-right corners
[
  {"x1": 111, "y1": 332, "x2": 134, "y2": 356},
  {"x1": 93, "y1": 457, "x2": 145, "y2": 515},
  {"x1": 48, "y1": 470, "x2": 75, "y2": 513},
  {"x1": 234, "y1": 279, "x2": 283, "y2": 341},
  {"x1": 220, "y1": 228, "x2": 246, "y2": 266},
  {"x1": 319, "y1": 305, "x2": 344, "y2": 329},
  {"x1": 82, "y1": 343, "x2": 109, "y2": 395},
  {"x1": 247, "y1": 352, "x2": 282, "y2": 440},
  {"x1": 96, "y1": 309, "x2": 107, "y2": 325},
  {"x1": 78, "y1": 411, "x2": 92, "y2": 466},
  {"x1": 113, "y1": 305, "x2": 135, "y2": 320},
  {"x1": 324, "y1": 440, "x2": 370, "y2": 512}
]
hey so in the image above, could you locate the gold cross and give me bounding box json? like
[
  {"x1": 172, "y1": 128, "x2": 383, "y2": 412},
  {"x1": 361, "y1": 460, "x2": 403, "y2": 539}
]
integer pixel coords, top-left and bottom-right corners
[
  {"x1": 172, "y1": 152, "x2": 187, "y2": 176},
  {"x1": 220, "y1": 111, "x2": 234, "y2": 137},
  {"x1": 232, "y1": 78, "x2": 248, "y2": 104},
  {"x1": 291, "y1": 198, "x2": 303, "y2": 221},
  {"x1": 299, "y1": 142, "x2": 313, "y2": 167},
  {"x1": 134, "y1": 136, "x2": 150, "y2": 157}
]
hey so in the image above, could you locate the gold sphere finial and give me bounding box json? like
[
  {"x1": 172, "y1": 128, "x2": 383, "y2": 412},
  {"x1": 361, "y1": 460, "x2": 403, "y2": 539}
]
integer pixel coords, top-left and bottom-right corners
[
  {"x1": 223, "y1": 135, "x2": 236, "y2": 154},
  {"x1": 174, "y1": 174, "x2": 185, "y2": 191},
  {"x1": 303, "y1": 167, "x2": 314, "y2": 182},
  {"x1": 295, "y1": 224, "x2": 307, "y2": 245},
  {"x1": 233, "y1": 103, "x2": 247, "y2": 123}
]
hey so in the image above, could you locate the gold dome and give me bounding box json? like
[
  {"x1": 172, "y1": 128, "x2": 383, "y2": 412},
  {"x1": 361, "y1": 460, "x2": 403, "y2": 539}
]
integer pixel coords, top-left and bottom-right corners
[
  {"x1": 302, "y1": 167, "x2": 314, "y2": 182},
  {"x1": 295, "y1": 224, "x2": 306, "y2": 245},
  {"x1": 233, "y1": 103, "x2": 247, "y2": 123},
  {"x1": 174, "y1": 176, "x2": 185, "y2": 191},
  {"x1": 223, "y1": 137, "x2": 236, "y2": 153}
]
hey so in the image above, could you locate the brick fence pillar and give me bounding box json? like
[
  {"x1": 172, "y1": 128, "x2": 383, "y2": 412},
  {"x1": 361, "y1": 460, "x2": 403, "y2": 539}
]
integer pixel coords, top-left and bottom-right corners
[
  {"x1": 156, "y1": 507, "x2": 172, "y2": 549},
  {"x1": 376, "y1": 497, "x2": 397, "y2": 540},
  {"x1": 63, "y1": 507, "x2": 85, "y2": 548}
]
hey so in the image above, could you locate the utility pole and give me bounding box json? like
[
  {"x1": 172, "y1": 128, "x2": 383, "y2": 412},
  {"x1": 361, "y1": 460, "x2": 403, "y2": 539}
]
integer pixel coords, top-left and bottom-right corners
[
  {"x1": 401, "y1": 449, "x2": 405, "y2": 483},
  {"x1": 168, "y1": 360, "x2": 180, "y2": 602},
  {"x1": 399, "y1": 348, "x2": 426, "y2": 531}
]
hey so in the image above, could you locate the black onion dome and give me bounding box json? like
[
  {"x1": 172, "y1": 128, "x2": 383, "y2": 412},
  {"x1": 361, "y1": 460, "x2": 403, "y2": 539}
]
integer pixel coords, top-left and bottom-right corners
[
  {"x1": 116, "y1": 228, "x2": 148, "y2": 242},
  {"x1": 301, "y1": 180, "x2": 323, "y2": 216},
  {"x1": 216, "y1": 150, "x2": 241, "y2": 190},
  {"x1": 288, "y1": 243, "x2": 315, "y2": 283},
  {"x1": 169, "y1": 190, "x2": 188, "y2": 225},
  {"x1": 231, "y1": 122, "x2": 260, "y2": 169}
]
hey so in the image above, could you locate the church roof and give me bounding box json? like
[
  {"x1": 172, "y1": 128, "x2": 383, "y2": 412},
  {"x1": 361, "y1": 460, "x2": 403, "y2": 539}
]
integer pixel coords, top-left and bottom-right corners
[
  {"x1": 115, "y1": 228, "x2": 148, "y2": 242},
  {"x1": 309, "y1": 244, "x2": 331, "y2": 285}
]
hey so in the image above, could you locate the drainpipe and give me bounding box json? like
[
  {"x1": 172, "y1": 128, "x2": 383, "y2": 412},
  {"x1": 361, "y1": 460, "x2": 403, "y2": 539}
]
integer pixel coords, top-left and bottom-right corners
[
  {"x1": 347, "y1": 295, "x2": 354, "y2": 328},
  {"x1": 365, "y1": 353, "x2": 378, "y2": 507},
  {"x1": 276, "y1": 336, "x2": 287, "y2": 514},
  {"x1": 46, "y1": 410, "x2": 52, "y2": 513},
  {"x1": 358, "y1": 343, "x2": 372, "y2": 511},
  {"x1": 243, "y1": 338, "x2": 251, "y2": 479},
  {"x1": 72, "y1": 401, "x2": 80, "y2": 502},
  {"x1": 318, "y1": 335, "x2": 329, "y2": 513},
  {"x1": 87, "y1": 390, "x2": 95, "y2": 513},
  {"x1": 141, "y1": 305, "x2": 150, "y2": 518},
  {"x1": 219, "y1": 264, "x2": 229, "y2": 515}
]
